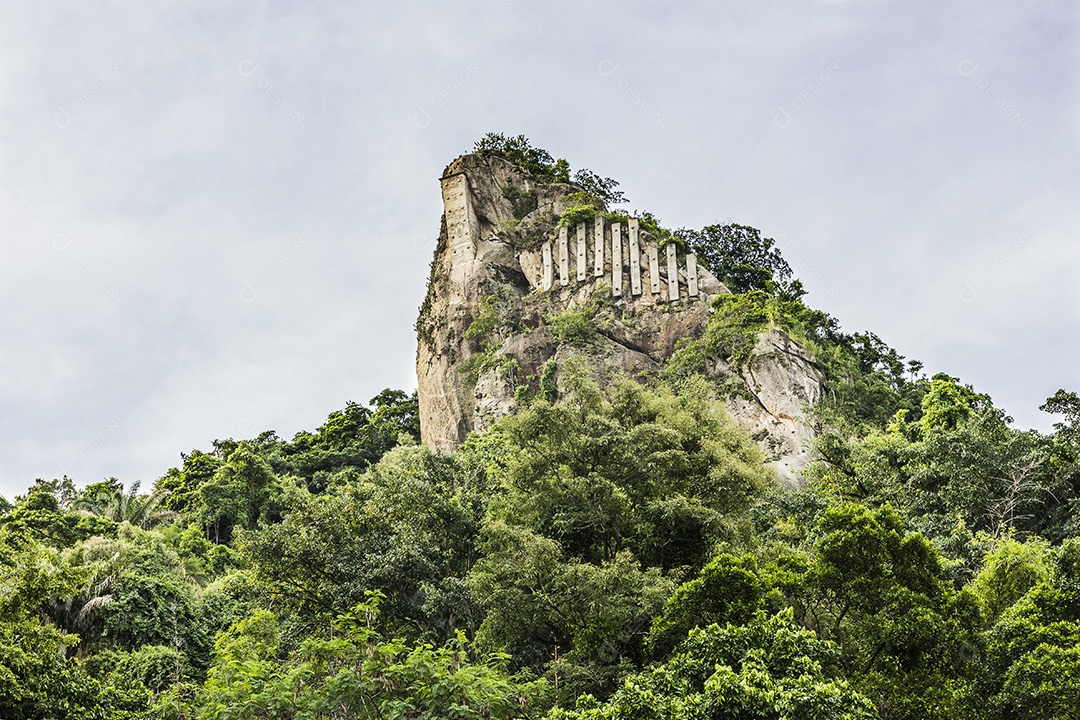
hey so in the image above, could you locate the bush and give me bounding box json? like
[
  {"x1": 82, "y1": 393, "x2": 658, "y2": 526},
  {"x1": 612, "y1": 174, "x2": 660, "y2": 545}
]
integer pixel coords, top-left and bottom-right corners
[
  {"x1": 474, "y1": 132, "x2": 570, "y2": 183},
  {"x1": 559, "y1": 204, "x2": 600, "y2": 227},
  {"x1": 548, "y1": 308, "x2": 598, "y2": 347}
]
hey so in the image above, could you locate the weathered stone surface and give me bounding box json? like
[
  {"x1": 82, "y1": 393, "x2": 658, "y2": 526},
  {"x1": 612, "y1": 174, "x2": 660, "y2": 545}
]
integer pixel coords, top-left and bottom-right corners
[
  {"x1": 686, "y1": 253, "x2": 699, "y2": 297},
  {"x1": 648, "y1": 244, "x2": 660, "y2": 294},
  {"x1": 593, "y1": 216, "x2": 604, "y2": 277},
  {"x1": 666, "y1": 243, "x2": 679, "y2": 301},
  {"x1": 558, "y1": 226, "x2": 569, "y2": 286},
  {"x1": 541, "y1": 241, "x2": 552, "y2": 290},
  {"x1": 722, "y1": 328, "x2": 825, "y2": 486},
  {"x1": 611, "y1": 222, "x2": 623, "y2": 297},
  {"x1": 415, "y1": 152, "x2": 825, "y2": 483},
  {"x1": 628, "y1": 218, "x2": 642, "y2": 296}
]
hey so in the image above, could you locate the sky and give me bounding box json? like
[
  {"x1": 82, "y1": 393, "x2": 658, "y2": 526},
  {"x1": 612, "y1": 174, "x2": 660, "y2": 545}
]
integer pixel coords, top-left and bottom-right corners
[{"x1": 0, "y1": 1, "x2": 1077, "y2": 500}]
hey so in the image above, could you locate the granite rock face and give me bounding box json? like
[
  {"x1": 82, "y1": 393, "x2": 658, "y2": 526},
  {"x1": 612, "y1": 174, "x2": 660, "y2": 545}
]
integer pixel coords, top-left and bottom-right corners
[
  {"x1": 415, "y1": 153, "x2": 824, "y2": 486},
  {"x1": 721, "y1": 328, "x2": 825, "y2": 485}
]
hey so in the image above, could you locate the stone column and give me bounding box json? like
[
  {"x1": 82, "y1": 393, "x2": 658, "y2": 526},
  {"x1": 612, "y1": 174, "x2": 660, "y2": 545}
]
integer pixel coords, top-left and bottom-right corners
[
  {"x1": 593, "y1": 216, "x2": 605, "y2": 277},
  {"x1": 558, "y1": 226, "x2": 569, "y2": 286},
  {"x1": 666, "y1": 243, "x2": 679, "y2": 301},
  {"x1": 648, "y1": 244, "x2": 660, "y2": 294},
  {"x1": 440, "y1": 172, "x2": 480, "y2": 286},
  {"x1": 628, "y1": 218, "x2": 642, "y2": 296},
  {"x1": 611, "y1": 222, "x2": 623, "y2": 297},
  {"x1": 686, "y1": 253, "x2": 699, "y2": 298},
  {"x1": 542, "y1": 241, "x2": 553, "y2": 290},
  {"x1": 576, "y1": 223, "x2": 587, "y2": 282}
]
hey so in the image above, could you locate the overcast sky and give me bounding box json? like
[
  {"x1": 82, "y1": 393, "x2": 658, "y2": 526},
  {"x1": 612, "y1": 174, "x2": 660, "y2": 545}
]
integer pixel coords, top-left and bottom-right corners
[{"x1": 1, "y1": 1, "x2": 1077, "y2": 500}]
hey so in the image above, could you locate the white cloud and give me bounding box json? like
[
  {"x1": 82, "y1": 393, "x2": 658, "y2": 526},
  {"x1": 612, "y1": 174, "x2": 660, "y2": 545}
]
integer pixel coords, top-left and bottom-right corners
[{"x1": 0, "y1": 1, "x2": 1076, "y2": 497}]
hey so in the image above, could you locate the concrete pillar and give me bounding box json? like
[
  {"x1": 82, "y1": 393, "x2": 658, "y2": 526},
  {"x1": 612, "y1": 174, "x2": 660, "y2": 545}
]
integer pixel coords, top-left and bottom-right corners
[
  {"x1": 542, "y1": 240, "x2": 553, "y2": 290},
  {"x1": 576, "y1": 222, "x2": 587, "y2": 282},
  {"x1": 687, "y1": 253, "x2": 699, "y2": 298},
  {"x1": 558, "y1": 226, "x2": 569, "y2": 286},
  {"x1": 648, "y1": 243, "x2": 660, "y2": 294},
  {"x1": 666, "y1": 243, "x2": 679, "y2": 301},
  {"x1": 611, "y1": 222, "x2": 623, "y2": 297},
  {"x1": 628, "y1": 218, "x2": 642, "y2": 296},
  {"x1": 593, "y1": 216, "x2": 605, "y2": 277}
]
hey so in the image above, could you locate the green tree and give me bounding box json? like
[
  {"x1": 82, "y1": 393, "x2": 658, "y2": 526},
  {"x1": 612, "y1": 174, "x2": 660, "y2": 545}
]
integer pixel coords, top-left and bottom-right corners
[
  {"x1": 809, "y1": 332, "x2": 926, "y2": 431},
  {"x1": 486, "y1": 372, "x2": 770, "y2": 568},
  {"x1": 469, "y1": 370, "x2": 774, "y2": 701},
  {"x1": 978, "y1": 537, "x2": 1080, "y2": 719},
  {"x1": 471, "y1": 522, "x2": 673, "y2": 702},
  {"x1": 0, "y1": 481, "x2": 115, "y2": 549},
  {"x1": 676, "y1": 223, "x2": 801, "y2": 299},
  {"x1": 571, "y1": 169, "x2": 626, "y2": 207},
  {"x1": 75, "y1": 479, "x2": 176, "y2": 529},
  {"x1": 157, "y1": 450, "x2": 222, "y2": 515},
  {"x1": 55, "y1": 524, "x2": 229, "y2": 679},
  {"x1": 281, "y1": 390, "x2": 422, "y2": 490},
  {"x1": 155, "y1": 390, "x2": 419, "y2": 517},
  {"x1": 970, "y1": 535, "x2": 1053, "y2": 623},
  {"x1": 646, "y1": 552, "x2": 768, "y2": 659},
  {"x1": 240, "y1": 445, "x2": 482, "y2": 641},
  {"x1": 196, "y1": 594, "x2": 542, "y2": 720},
  {"x1": 1040, "y1": 389, "x2": 1080, "y2": 445},
  {"x1": 1037, "y1": 390, "x2": 1080, "y2": 539},
  {"x1": 548, "y1": 611, "x2": 877, "y2": 720},
  {"x1": 800, "y1": 502, "x2": 982, "y2": 720},
  {"x1": 0, "y1": 540, "x2": 143, "y2": 719},
  {"x1": 811, "y1": 375, "x2": 1058, "y2": 546},
  {"x1": 196, "y1": 444, "x2": 283, "y2": 544},
  {"x1": 474, "y1": 132, "x2": 570, "y2": 183}
]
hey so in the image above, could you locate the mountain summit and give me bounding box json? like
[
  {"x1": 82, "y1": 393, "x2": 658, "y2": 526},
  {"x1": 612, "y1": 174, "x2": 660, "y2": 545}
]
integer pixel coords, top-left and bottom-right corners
[{"x1": 415, "y1": 139, "x2": 824, "y2": 484}]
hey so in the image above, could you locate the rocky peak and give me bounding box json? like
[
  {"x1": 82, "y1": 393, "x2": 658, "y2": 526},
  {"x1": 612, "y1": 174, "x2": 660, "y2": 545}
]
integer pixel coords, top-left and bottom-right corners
[{"x1": 415, "y1": 152, "x2": 824, "y2": 486}]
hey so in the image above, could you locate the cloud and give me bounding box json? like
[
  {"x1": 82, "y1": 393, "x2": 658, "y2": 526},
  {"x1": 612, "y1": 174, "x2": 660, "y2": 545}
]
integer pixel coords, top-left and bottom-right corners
[{"x1": 0, "y1": 1, "x2": 1076, "y2": 497}]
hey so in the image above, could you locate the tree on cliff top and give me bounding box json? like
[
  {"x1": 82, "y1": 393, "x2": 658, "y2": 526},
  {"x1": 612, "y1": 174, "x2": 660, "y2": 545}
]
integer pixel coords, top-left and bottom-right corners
[
  {"x1": 676, "y1": 223, "x2": 801, "y2": 299},
  {"x1": 474, "y1": 133, "x2": 626, "y2": 206}
]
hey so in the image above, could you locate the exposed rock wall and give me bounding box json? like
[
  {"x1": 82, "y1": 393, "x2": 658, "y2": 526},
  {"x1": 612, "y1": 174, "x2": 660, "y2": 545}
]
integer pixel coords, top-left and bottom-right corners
[
  {"x1": 722, "y1": 328, "x2": 824, "y2": 485},
  {"x1": 415, "y1": 153, "x2": 825, "y2": 486}
]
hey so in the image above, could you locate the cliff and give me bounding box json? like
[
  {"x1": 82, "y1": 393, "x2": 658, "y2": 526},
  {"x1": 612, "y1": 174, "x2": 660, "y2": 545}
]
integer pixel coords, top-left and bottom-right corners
[{"x1": 415, "y1": 152, "x2": 824, "y2": 486}]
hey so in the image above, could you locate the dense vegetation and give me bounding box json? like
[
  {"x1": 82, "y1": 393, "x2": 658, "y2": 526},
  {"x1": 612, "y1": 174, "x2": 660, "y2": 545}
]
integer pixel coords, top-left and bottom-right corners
[{"x1": 4, "y1": 138, "x2": 1080, "y2": 718}]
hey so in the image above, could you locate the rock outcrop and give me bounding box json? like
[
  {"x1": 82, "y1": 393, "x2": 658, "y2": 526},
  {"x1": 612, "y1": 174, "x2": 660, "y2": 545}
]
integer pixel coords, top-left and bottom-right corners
[{"x1": 415, "y1": 153, "x2": 824, "y2": 486}]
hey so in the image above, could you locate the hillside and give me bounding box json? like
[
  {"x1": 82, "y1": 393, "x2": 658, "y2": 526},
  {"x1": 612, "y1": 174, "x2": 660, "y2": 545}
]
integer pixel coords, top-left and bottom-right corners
[{"x1": 0, "y1": 136, "x2": 1078, "y2": 720}]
